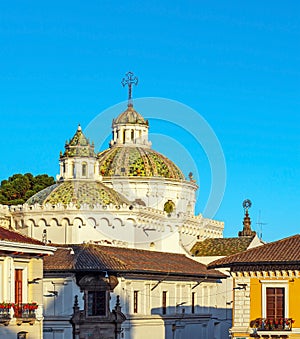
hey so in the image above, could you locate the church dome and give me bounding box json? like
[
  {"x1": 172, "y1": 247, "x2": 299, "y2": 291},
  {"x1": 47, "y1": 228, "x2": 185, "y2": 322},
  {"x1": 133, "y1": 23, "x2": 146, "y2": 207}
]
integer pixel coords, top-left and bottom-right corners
[
  {"x1": 26, "y1": 180, "x2": 129, "y2": 206},
  {"x1": 98, "y1": 146, "x2": 185, "y2": 180},
  {"x1": 113, "y1": 104, "x2": 148, "y2": 125}
]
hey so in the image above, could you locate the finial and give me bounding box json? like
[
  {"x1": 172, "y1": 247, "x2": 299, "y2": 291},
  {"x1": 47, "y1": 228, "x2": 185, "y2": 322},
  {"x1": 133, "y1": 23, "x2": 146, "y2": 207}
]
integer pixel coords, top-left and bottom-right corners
[
  {"x1": 77, "y1": 124, "x2": 82, "y2": 131},
  {"x1": 239, "y1": 199, "x2": 256, "y2": 237},
  {"x1": 121, "y1": 71, "x2": 138, "y2": 106},
  {"x1": 242, "y1": 199, "x2": 252, "y2": 212}
]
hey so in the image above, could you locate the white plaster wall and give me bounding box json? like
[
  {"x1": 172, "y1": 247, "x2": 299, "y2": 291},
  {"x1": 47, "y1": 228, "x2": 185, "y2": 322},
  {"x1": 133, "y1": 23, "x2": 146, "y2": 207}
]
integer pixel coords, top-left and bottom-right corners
[
  {"x1": 43, "y1": 275, "x2": 82, "y2": 339},
  {"x1": 112, "y1": 277, "x2": 231, "y2": 339}
]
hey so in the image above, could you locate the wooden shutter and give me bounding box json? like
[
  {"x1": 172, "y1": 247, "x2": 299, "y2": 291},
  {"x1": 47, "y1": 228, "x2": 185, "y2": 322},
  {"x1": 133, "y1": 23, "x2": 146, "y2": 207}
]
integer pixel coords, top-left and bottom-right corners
[
  {"x1": 15, "y1": 269, "x2": 23, "y2": 304},
  {"x1": 266, "y1": 287, "x2": 284, "y2": 318},
  {"x1": 192, "y1": 292, "x2": 195, "y2": 314},
  {"x1": 133, "y1": 291, "x2": 138, "y2": 313},
  {"x1": 162, "y1": 291, "x2": 167, "y2": 315}
]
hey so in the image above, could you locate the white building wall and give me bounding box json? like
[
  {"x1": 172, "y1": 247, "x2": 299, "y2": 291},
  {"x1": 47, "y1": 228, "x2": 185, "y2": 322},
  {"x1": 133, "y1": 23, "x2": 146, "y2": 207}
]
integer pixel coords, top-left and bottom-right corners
[
  {"x1": 112, "y1": 277, "x2": 231, "y2": 339},
  {"x1": 43, "y1": 274, "x2": 82, "y2": 339}
]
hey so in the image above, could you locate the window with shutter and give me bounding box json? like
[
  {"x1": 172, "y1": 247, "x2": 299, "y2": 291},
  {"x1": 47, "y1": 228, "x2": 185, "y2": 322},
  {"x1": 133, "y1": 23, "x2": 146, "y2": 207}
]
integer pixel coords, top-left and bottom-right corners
[
  {"x1": 87, "y1": 291, "x2": 106, "y2": 316},
  {"x1": 266, "y1": 287, "x2": 284, "y2": 318},
  {"x1": 15, "y1": 269, "x2": 23, "y2": 304}
]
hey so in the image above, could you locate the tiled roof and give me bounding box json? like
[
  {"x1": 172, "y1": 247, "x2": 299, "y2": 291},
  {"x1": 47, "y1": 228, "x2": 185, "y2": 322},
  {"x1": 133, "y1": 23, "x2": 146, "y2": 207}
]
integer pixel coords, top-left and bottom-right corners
[
  {"x1": 62, "y1": 125, "x2": 96, "y2": 158},
  {"x1": 0, "y1": 226, "x2": 44, "y2": 245},
  {"x1": 209, "y1": 234, "x2": 300, "y2": 269},
  {"x1": 190, "y1": 237, "x2": 254, "y2": 256},
  {"x1": 98, "y1": 146, "x2": 185, "y2": 179},
  {"x1": 114, "y1": 105, "x2": 148, "y2": 125},
  {"x1": 44, "y1": 244, "x2": 224, "y2": 279},
  {"x1": 27, "y1": 180, "x2": 129, "y2": 206}
]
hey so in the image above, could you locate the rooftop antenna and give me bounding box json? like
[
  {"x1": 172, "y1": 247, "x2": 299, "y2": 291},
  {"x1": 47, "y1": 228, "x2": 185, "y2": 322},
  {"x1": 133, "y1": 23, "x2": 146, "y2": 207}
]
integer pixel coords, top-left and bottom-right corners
[
  {"x1": 256, "y1": 210, "x2": 267, "y2": 240},
  {"x1": 121, "y1": 71, "x2": 138, "y2": 107}
]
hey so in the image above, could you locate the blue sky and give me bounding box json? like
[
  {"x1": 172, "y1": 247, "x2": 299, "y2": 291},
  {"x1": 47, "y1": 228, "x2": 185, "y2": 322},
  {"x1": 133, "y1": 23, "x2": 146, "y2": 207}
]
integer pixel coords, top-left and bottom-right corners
[{"x1": 1, "y1": 1, "x2": 300, "y2": 242}]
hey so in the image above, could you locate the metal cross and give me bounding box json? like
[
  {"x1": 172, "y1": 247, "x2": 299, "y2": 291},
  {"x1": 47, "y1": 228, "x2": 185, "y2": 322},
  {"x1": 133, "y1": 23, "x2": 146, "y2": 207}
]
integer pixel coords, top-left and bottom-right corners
[{"x1": 121, "y1": 71, "x2": 138, "y2": 106}]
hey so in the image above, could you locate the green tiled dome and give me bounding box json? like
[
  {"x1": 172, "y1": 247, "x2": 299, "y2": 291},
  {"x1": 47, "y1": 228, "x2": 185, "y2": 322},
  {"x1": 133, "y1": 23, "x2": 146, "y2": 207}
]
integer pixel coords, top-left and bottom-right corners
[
  {"x1": 26, "y1": 181, "x2": 129, "y2": 206},
  {"x1": 98, "y1": 146, "x2": 184, "y2": 180}
]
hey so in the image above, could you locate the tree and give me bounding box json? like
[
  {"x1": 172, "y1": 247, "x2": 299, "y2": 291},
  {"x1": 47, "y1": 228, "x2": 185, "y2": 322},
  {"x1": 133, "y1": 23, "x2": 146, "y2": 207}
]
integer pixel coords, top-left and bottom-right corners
[{"x1": 0, "y1": 173, "x2": 55, "y2": 205}]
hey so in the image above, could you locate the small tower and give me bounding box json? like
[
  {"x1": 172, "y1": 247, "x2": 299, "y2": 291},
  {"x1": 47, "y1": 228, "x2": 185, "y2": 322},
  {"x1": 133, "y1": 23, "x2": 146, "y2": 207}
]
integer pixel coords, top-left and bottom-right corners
[
  {"x1": 110, "y1": 72, "x2": 151, "y2": 148},
  {"x1": 238, "y1": 199, "x2": 256, "y2": 237},
  {"x1": 58, "y1": 125, "x2": 100, "y2": 181}
]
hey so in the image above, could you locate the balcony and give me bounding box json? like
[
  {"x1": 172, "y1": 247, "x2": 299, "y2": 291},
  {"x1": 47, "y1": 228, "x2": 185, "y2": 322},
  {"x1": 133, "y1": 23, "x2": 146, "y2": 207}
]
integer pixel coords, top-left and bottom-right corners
[
  {"x1": 0, "y1": 305, "x2": 11, "y2": 326},
  {"x1": 250, "y1": 318, "x2": 294, "y2": 332},
  {"x1": 13, "y1": 303, "x2": 38, "y2": 326}
]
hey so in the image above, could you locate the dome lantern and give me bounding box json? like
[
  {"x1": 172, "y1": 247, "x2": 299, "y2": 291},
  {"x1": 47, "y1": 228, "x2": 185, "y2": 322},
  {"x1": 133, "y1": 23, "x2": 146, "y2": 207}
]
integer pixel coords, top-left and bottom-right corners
[
  {"x1": 58, "y1": 125, "x2": 101, "y2": 181},
  {"x1": 110, "y1": 72, "x2": 151, "y2": 148}
]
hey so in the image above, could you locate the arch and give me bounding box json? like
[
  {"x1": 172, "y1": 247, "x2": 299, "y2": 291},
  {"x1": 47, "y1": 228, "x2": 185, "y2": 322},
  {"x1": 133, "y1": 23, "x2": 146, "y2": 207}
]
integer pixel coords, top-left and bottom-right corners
[
  {"x1": 99, "y1": 218, "x2": 110, "y2": 228},
  {"x1": 166, "y1": 224, "x2": 173, "y2": 232},
  {"x1": 50, "y1": 218, "x2": 59, "y2": 227},
  {"x1": 61, "y1": 218, "x2": 70, "y2": 227},
  {"x1": 38, "y1": 219, "x2": 47, "y2": 228},
  {"x1": 113, "y1": 218, "x2": 124, "y2": 227},
  {"x1": 73, "y1": 217, "x2": 84, "y2": 228},
  {"x1": 26, "y1": 219, "x2": 36, "y2": 228},
  {"x1": 126, "y1": 217, "x2": 136, "y2": 226},
  {"x1": 87, "y1": 217, "x2": 97, "y2": 228}
]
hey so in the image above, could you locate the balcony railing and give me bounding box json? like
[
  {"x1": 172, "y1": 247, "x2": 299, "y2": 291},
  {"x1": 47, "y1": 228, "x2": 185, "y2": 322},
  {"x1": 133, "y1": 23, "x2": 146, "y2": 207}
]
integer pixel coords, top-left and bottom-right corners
[
  {"x1": 13, "y1": 303, "x2": 38, "y2": 325},
  {"x1": 250, "y1": 318, "x2": 294, "y2": 331},
  {"x1": 0, "y1": 307, "x2": 11, "y2": 326}
]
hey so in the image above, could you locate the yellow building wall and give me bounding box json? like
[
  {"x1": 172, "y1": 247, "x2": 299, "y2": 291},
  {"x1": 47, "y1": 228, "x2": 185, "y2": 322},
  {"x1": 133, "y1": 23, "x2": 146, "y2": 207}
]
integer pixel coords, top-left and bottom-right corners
[
  {"x1": 248, "y1": 277, "x2": 300, "y2": 338},
  {"x1": 289, "y1": 278, "x2": 300, "y2": 329},
  {"x1": 250, "y1": 278, "x2": 261, "y2": 322}
]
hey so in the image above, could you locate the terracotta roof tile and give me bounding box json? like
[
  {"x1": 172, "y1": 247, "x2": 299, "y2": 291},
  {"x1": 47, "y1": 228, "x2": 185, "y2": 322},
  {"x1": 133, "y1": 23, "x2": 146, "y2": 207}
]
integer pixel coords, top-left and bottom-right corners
[
  {"x1": 209, "y1": 234, "x2": 300, "y2": 268},
  {"x1": 190, "y1": 237, "x2": 254, "y2": 256},
  {"x1": 44, "y1": 244, "x2": 224, "y2": 279},
  {"x1": 0, "y1": 226, "x2": 44, "y2": 245}
]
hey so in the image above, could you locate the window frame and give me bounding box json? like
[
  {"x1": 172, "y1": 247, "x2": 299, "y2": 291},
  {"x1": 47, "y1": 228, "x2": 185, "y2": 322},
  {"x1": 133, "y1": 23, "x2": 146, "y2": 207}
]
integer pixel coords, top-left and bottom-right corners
[
  {"x1": 191, "y1": 292, "x2": 196, "y2": 314},
  {"x1": 87, "y1": 290, "x2": 107, "y2": 317},
  {"x1": 162, "y1": 291, "x2": 167, "y2": 315},
  {"x1": 261, "y1": 280, "x2": 288, "y2": 319},
  {"x1": 133, "y1": 290, "x2": 138, "y2": 314}
]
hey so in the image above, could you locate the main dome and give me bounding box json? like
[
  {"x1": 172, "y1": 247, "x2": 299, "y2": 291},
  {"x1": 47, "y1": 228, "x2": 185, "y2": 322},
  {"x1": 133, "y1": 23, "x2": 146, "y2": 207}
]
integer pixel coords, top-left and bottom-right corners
[
  {"x1": 26, "y1": 180, "x2": 129, "y2": 206},
  {"x1": 98, "y1": 146, "x2": 185, "y2": 180}
]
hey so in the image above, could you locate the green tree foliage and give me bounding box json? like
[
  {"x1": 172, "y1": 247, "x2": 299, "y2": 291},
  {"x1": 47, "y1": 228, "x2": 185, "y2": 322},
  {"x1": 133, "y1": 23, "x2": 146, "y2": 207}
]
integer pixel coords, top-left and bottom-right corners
[{"x1": 0, "y1": 173, "x2": 55, "y2": 205}]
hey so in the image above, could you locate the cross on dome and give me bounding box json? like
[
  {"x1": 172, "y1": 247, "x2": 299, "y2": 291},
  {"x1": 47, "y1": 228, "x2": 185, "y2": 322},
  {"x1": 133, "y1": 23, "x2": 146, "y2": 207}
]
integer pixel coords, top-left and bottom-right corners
[{"x1": 121, "y1": 71, "x2": 138, "y2": 107}]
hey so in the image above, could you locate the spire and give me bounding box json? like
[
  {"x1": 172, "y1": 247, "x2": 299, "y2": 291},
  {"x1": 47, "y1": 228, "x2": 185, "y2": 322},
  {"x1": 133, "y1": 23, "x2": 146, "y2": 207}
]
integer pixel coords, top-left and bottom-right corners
[
  {"x1": 121, "y1": 71, "x2": 138, "y2": 107},
  {"x1": 238, "y1": 199, "x2": 256, "y2": 237}
]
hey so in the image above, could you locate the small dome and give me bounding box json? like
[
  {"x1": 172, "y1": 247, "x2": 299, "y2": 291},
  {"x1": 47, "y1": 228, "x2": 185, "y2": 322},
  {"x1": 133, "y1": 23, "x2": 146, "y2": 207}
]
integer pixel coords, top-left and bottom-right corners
[
  {"x1": 98, "y1": 146, "x2": 185, "y2": 180},
  {"x1": 26, "y1": 181, "x2": 129, "y2": 206},
  {"x1": 62, "y1": 125, "x2": 96, "y2": 158},
  {"x1": 113, "y1": 105, "x2": 148, "y2": 125}
]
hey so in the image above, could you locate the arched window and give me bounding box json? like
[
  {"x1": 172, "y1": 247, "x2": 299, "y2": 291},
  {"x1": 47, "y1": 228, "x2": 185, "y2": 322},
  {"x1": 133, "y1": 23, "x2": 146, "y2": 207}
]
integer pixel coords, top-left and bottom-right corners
[
  {"x1": 72, "y1": 163, "x2": 75, "y2": 178},
  {"x1": 82, "y1": 163, "x2": 87, "y2": 177}
]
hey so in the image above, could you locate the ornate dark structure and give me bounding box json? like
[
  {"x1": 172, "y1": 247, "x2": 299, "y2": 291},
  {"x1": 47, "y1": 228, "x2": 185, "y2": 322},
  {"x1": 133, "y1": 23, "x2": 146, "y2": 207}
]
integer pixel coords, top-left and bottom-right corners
[{"x1": 71, "y1": 274, "x2": 125, "y2": 339}]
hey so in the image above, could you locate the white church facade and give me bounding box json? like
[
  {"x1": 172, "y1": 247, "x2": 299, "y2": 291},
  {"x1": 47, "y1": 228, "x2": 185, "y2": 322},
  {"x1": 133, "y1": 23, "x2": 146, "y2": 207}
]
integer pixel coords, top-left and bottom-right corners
[{"x1": 0, "y1": 73, "x2": 240, "y2": 339}]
